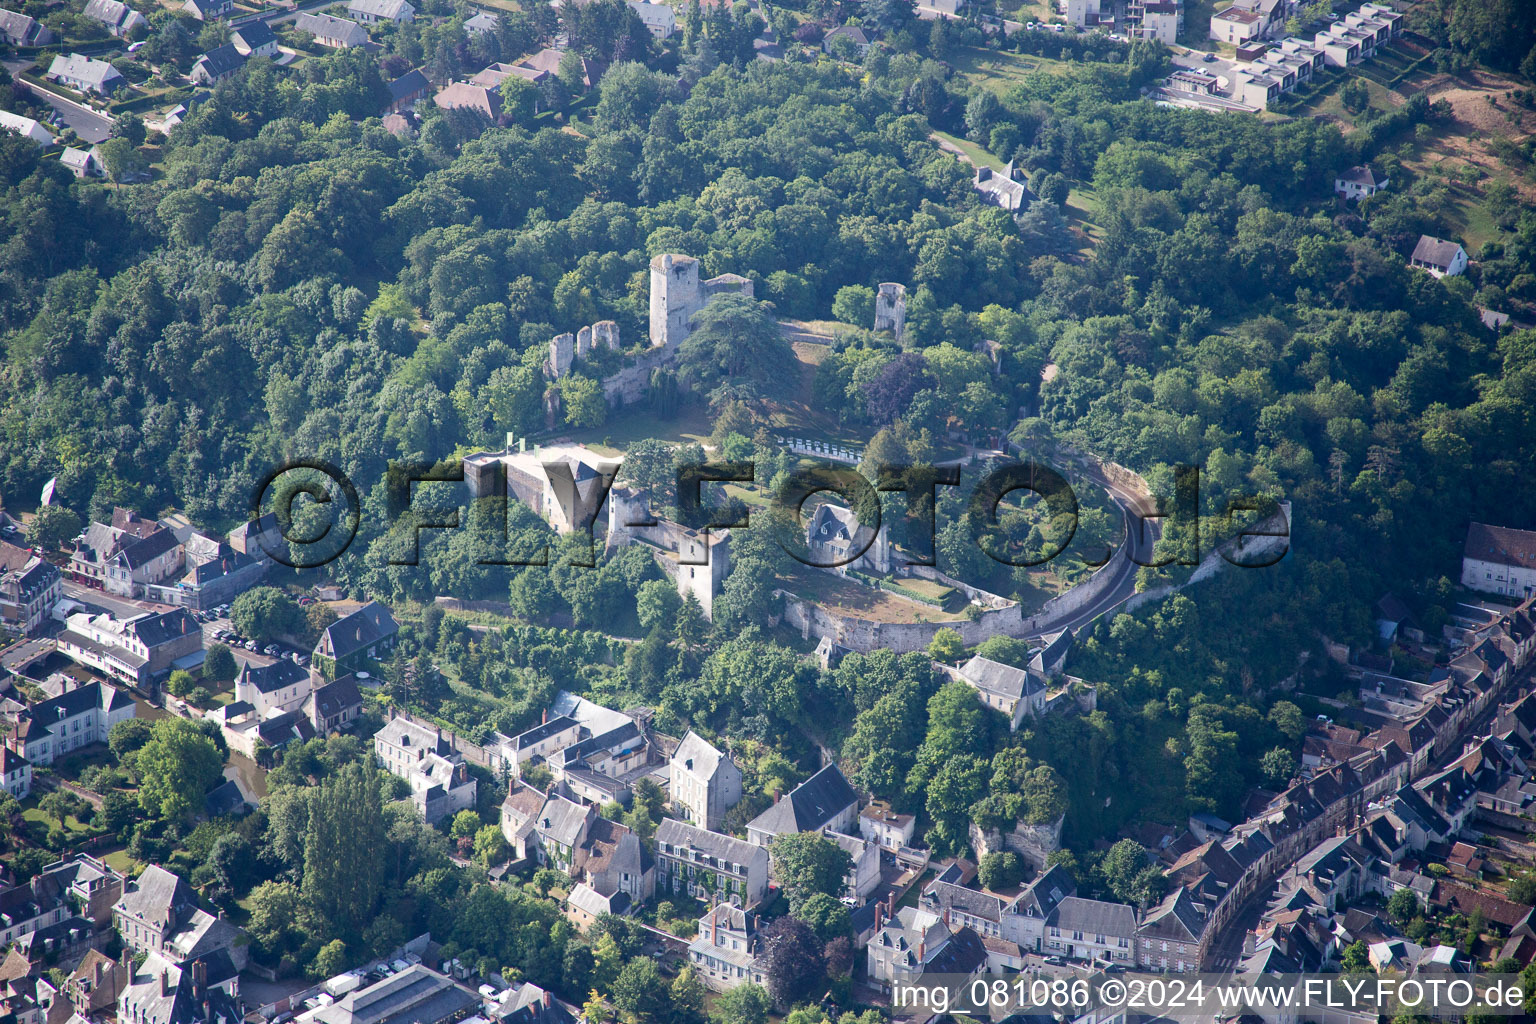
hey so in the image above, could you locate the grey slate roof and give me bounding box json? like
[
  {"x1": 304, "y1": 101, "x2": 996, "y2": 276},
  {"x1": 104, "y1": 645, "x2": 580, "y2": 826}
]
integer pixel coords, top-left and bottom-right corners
[
  {"x1": 193, "y1": 43, "x2": 246, "y2": 79},
  {"x1": 1411, "y1": 235, "x2": 1463, "y2": 270},
  {"x1": 230, "y1": 19, "x2": 275, "y2": 49},
  {"x1": 959, "y1": 655, "x2": 1043, "y2": 700},
  {"x1": 47, "y1": 52, "x2": 125, "y2": 91},
  {"x1": 318, "y1": 601, "x2": 397, "y2": 660},
  {"x1": 311, "y1": 674, "x2": 362, "y2": 720},
  {"x1": 295, "y1": 11, "x2": 368, "y2": 45},
  {"x1": 1047, "y1": 895, "x2": 1136, "y2": 936},
  {"x1": 236, "y1": 658, "x2": 307, "y2": 695},
  {"x1": 656, "y1": 817, "x2": 760, "y2": 866},
  {"x1": 745, "y1": 763, "x2": 858, "y2": 838}
]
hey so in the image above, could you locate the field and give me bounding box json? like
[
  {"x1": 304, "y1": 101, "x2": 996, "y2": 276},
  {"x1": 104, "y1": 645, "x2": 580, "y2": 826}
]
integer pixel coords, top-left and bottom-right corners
[{"x1": 946, "y1": 44, "x2": 1070, "y2": 95}]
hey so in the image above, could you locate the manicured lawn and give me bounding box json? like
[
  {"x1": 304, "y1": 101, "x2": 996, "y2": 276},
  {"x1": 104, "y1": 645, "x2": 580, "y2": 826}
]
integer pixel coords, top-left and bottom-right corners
[
  {"x1": 101, "y1": 847, "x2": 145, "y2": 876},
  {"x1": 565, "y1": 402, "x2": 715, "y2": 453},
  {"x1": 932, "y1": 129, "x2": 1004, "y2": 171}
]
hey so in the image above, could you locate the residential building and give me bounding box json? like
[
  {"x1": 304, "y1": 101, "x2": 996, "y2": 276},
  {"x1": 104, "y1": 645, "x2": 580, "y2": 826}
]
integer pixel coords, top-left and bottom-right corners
[
  {"x1": 119, "y1": 951, "x2": 241, "y2": 1024},
  {"x1": 806, "y1": 502, "x2": 892, "y2": 574},
  {"x1": 1043, "y1": 897, "x2": 1137, "y2": 964},
  {"x1": 492, "y1": 694, "x2": 657, "y2": 807},
  {"x1": 1136, "y1": 887, "x2": 1205, "y2": 972},
  {"x1": 528, "y1": 792, "x2": 595, "y2": 872},
  {"x1": 60, "y1": 147, "x2": 103, "y2": 178},
  {"x1": 499, "y1": 782, "x2": 547, "y2": 860},
  {"x1": 956, "y1": 655, "x2": 1054, "y2": 730},
  {"x1": 225, "y1": 514, "x2": 283, "y2": 564},
  {"x1": 386, "y1": 69, "x2": 429, "y2": 113},
  {"x1": 46, "y1": 53, "x2": 126, "y2": 95},
  {"x1": 1334, "y1": 164, "x2": 1388, "y2": 200},
  {"x1": 565, "y1": 816, "x2": 654, "y2": 917},
  {"x1": 233, "y1": 659, "x2": 312, "y2": 717},
  {"x1": 209, "y1": 701, "x2": 315, "y2": 759},
  {"x1": 973, "y1": 160, "x2": 1032, "y2": 214},
  {"x1": 0, "y1": 748, "x2": 30, "y2": 799},
  {"x1": 1409, "y1": 235, "x2": 1467, "y2": 278},
  {"x1": 295, "y1": 12, "x2": 368, "y2": 47},
  {"x1": 0, "y1": 541, "x2": 61, "y2": 634},
  {"x1": 102, "y1": 527, "x2": 184, "y2": 599},
  {"x1": 625, "y1": 0, "x2": 674, "y2": 37},
  {"x1": 306, "y1": 674, "x2": 363, "y2": 735},
  {"x1": 0, "y1": 8, "x2": 55, "y2": 45},
  {"x1": 745, "y1": 763, "x2": 859, "y2": 845},
  {"x1": 182, "y1": 0, "x2": 231, "y2": 20},
  {"x1": 0, "y1": 854, "x2": 123, "y2": 954},
  {"x1": 0, "y1": 950, "x2": 68, "y2": 1024},
  {"x1": 688, "y1": 903, "x2": 766, "y2": 992},
  {"x1": 347, "y1": 0, "x2": 414, "y2": 22},
  {"x1": 433, "y1": 81, "x2": 502, "y2": 118},
  {"x1": 191, "y1": 44, "x2": 246, "y2": 84},
  {"x1": 656, "y1": 818, "x2": 770, "y2": 907},
  {"x1": 67, "y1": 950, "x2": 124, "y2": 1015},
  {"x1": 312, "y1": 601, "x2": 397, "y2": 678},
  {"x1": 57, "y1": 609, "x2": 202, "y2": 687},
  {"x1": 866, "y1": 906, "x2": 987, "y2": 992},
  {"x1": 70, "y1": 508, "x2": 164, "y2": 585},
  {"x1": 229, "y1": 21, "x2": 278, "y2": 57},
  {"x1": 1232, "y1": 68, "x2": 1281, "y2": 109},
  {"x1": 310, "y1": 964, "x2": 477, "y2": 1024},
  {"x1": 163, "y1": 541, "x2": 265, "y2": 612},
  {"x1": 1461, "y1": 522, "x2": 1536, "y2": 599},
  {"x1": 463, "y1": 10, "x2": 498, "y2": 33},
  {"x1": 0, "y1": 111, "x2": 54, "y2": 147},
  {"x1": 669, "y1": 731, "x2": 741, "y2": 830},
  {"x1": 81, "y1": 0, "x2": 145, "y2": 36},
  {"x1": 113, "y1": 866, "x2": 247, "y2": 968},
  {"x1": 825, "y1": 829, "x2": 881, "y2": 900},
  {"x1": 822, "y1": 24, "x2": 871, "y2": 56},
  {"x1": 1064, "y1": 0, "x2": 1100, "y2": 27},
  {"x1": 373, "y1": 714, "x2": 477, "y2": 823},
  {"x1": 5, "y1": 679, "x2": 137, "y2": 765},
  {"x1": 859, "y1": 801, "x2": 916, "y2": 850},
  {"x1": 1210, "y1": 6, "x2": 1262, "y2": 44}
]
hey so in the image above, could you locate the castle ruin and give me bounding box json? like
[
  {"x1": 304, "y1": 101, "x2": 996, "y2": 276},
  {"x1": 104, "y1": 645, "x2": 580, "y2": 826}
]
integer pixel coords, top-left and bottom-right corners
[{"x1": 874, "y1": 282, "x2": 906, "y2": 340}]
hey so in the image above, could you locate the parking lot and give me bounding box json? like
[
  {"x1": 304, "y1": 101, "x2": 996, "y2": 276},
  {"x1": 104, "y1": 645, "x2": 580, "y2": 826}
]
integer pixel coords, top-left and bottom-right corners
[{"x1": 196, "y1": 604, "x2": 313, "y2": 670}]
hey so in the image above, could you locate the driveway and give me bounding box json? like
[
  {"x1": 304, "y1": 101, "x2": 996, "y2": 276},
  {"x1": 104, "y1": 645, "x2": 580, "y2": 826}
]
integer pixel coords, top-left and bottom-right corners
[{"x1": 1, "y1": 60, "x2": 112, "y2": 144}]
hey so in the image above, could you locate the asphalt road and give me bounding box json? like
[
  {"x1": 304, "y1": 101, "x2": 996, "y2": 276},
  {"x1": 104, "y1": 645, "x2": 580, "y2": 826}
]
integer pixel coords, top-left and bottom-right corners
[
  {"x1": 1024, "y1": 457, "x2": 1163, "y2": 638},
  {"x1": 1, "y1": 59, "x2": 112, "y2": 144}
]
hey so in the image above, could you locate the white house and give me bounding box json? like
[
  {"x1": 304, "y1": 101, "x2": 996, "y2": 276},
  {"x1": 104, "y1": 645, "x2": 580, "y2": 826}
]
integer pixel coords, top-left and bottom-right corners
[
  {"x1": 0, "y1": 111, "x2": 54, "y2": 147},
  {"x1": 46, "y1": 53, "x2": 125, "y2": 95},
  {"x1": 669, "y1": 730, "x2": 742, "y2": 830},
  {"x1": 294, "y1": 11, "x2": 368, "y2": 47},
  {"x1": 60, "y1": 146, "x2": 104, "y2": 178},
  {"x1": 1410, "y1": 235, "x2": 1467, "y2": 278},
  {"x1": 1462, "y1": 523, "x2": 1536, "y2": 600},
  {"x1": 233, "y1": 660, "x2": 313, "y2": 717},
  {"x1": 81, "y1": 0, "x2": 145, "y2": 36},
  {"x1": 373, "y1": 714, "x2": 477, "y2": 823},
  {"x1": 1209, "y1": 6, "x2": 1262, "y2": 44},
  {"x1": 229, "y1": 21, "x2": 279, "y2": 57},
  {"x1": 1334, "y1": 165, "x2": 1388, "y2": 200},
  {"x1": 859, "y1": 801, "x2": 916, "y2": 850},
  {"x1": 346, "y1": 0, "x2": 414, "y2": 23},
  {"x1": 8, "y1": 680, "x2": 137, "y2": 767},
  {"x1": 822, "y1": 24, "x2": 872, "y2": 56},
  {"x1": 625, "y1": 0, "x2": 675, "y2": 37}
]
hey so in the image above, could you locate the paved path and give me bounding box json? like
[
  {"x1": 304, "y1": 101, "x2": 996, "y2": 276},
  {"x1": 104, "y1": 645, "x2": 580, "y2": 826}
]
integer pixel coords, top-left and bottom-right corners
[{"x1": 1, "y1": 59, "x2": 111, "y2": 143}]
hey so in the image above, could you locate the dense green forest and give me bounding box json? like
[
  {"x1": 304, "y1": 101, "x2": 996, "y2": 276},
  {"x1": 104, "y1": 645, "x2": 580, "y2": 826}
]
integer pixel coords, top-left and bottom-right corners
[{"x1": 4, "y1": 0, "x2": 1536, "y2": 857}]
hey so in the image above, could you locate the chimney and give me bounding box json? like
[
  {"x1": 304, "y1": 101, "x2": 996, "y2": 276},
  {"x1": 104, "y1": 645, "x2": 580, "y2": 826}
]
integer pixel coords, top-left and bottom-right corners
[
  {"x1": 160, "y1": 971, "x2": 170, "y2": 998},
  {"x1": 542, "y1": 709, "x2": 548, "y2": 725},
  {"x1": 542, "y1": 992, "x2": 551, "y2": 1009},
  {"x1": 918, "y1": 941, "x2": 925, "y2": 962},
  {"x1": 193, "y1": 959, "x2": 206, "y2": 994}
]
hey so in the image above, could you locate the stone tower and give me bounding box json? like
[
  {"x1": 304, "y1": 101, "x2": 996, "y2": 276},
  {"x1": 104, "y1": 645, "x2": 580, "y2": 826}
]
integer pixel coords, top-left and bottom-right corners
[
  {"x1": 547, "y1": 332, "x2": 575, "y2": 379},
  {"x1": 874, "y1": 283, "x2": 907, "y2": 340},
  {"x1": 649, "y1": 254, "x2": 703, "y2": 350},
  {"x1": 592, "y1": 320, "x2": 620, "y2": 351}
]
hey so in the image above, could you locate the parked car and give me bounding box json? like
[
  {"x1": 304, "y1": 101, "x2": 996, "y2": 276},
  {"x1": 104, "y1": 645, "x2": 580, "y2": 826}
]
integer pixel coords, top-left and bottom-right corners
[{"x1": 1203, "y1": 52, "x2": 1216, "y2": 61}]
